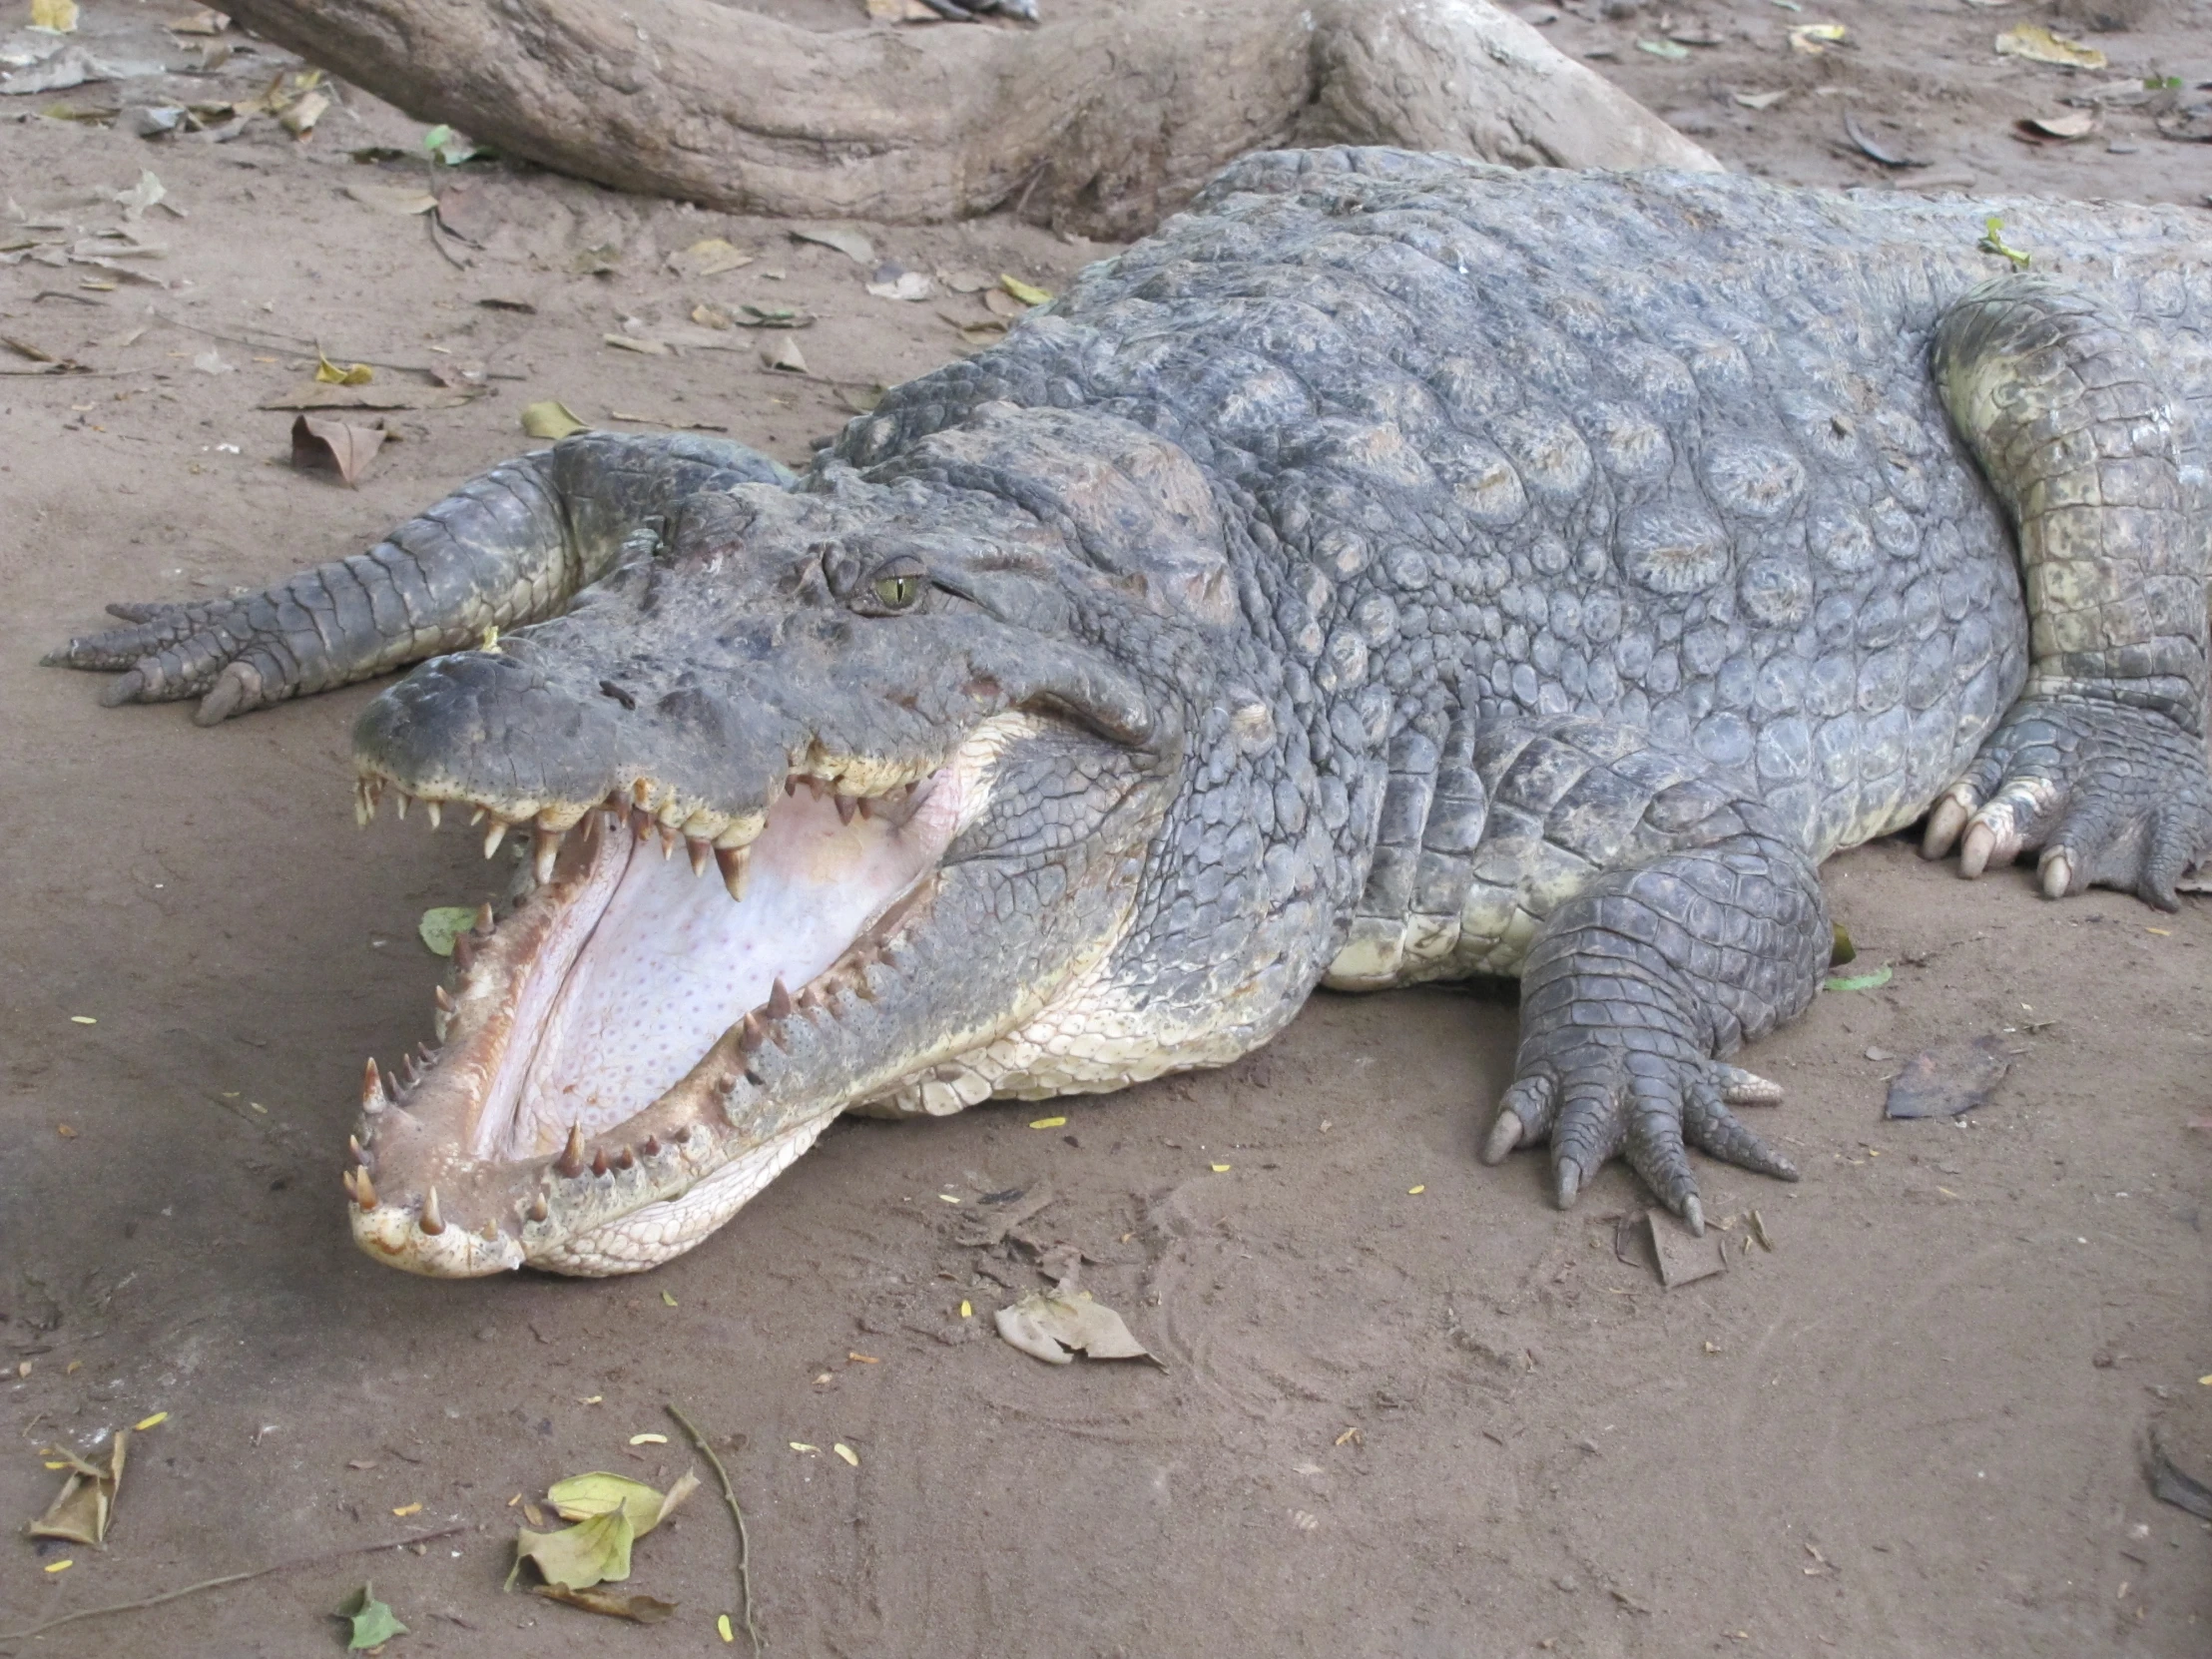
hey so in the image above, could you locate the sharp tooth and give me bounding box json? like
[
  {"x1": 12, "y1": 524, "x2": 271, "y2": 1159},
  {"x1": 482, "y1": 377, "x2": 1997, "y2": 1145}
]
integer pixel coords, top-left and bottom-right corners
[
  {"x1": 527, "y1": 1195, "x2": 548, "y2": 1223},
  {"x1": 395, "y1": 792, "x2": 410, "y2": 822},
  {"x1": 631, "y1": 807, "x2": 655, "y2": 842},
  {"x1": 784, "y1": 775, "x2": 799, "y2": 797},
  {"x1": 356, "y1": 1170, "x2": 378, "y2": 1210},
  {"x1": 767, "y1": 976, "x2": 794, "y2": 1019},
  {"x1": 855, "y1": 795, "x2": 875, "y2": 820},
  {"x1": 354, "y1": 783, "x2": 371, "y2": 829},
  {"x1": 591, "y1": 1149, "x2": 610, "y2": 1178},
  {"x1": 341, "y1": 1168, "x2": 358, "y2": 1201},
  {"x1": 616, "y1": 1147, "x2": 636, "y2": 1171},
  {"x1": 425, "y1": 800, "x2": 442, "y2": 830},
  {"x1": 834, "y1": 794, "x2": 856, "y2": 826},
  {"x1": 643, "y1": 1135, "x2": 661, "y2": 1157},
  {"x1": 480, "y1": 1220, "x2": 500, "y2": 1243},
  {"x1": 738, "y1": 1012, "x2": 767, "y2": 1053},
  {"x1": 348, "y1": 1134, "x2": 370, "y2": 1167},
  {"x1": 534, "y1": 828, "x2": 562, "y2": 884},
  {"x1": 475, "y1": 902, "x2": 495, "y2": 935},
  {"x1": 717, "y1": 844, "x2": 751, "y2": 901},
  {"x1": 399, "y1": 1054, "x2": 419, "y2": 1088},
  {"x1": 435, "y1": 985, "x2": 455, "y2": 1013},
  {"x1": 483, "y1": 819, "x2": 508, "y2": 858},
  {"x1": 361, "y1": 1057, "x2": 391, "y2": 1114},
  {"x1": 419, "y1": 1187, "x2": 445, "y2": 1235},
  {"x1": 470, "y1": 806, "x2": 486, "y2": 828},
  {"x1": 555, "y1": 1123, "x2": 587, "y2": 1179},
  {"x1": 660, "y1": 827, "x2": 677, "y2": 861},
  {"x1": 452, "y1": 934, "x2": 475, "y2": 972},
  {"x1": 798, "y1": 984, "x2": 827, "y2": 1014},
  {"x1": 688, "y1": 837, "x2": 712, "y2": 877}
]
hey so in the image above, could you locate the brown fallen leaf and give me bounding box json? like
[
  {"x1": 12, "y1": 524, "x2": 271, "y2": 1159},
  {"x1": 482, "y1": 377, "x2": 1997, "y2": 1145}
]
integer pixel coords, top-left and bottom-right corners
[
  {"x1": 1992, "y1": 22, "x2": 2105, "y2": 69},
  {"x1": 993, "y1": 1290, "x2": 1158, "y2": 1367},
  {"x1": 1843, "y1": 110, "x2": 1925, "y2": 167},
  {"x1": 290, "y1": 413, "x2": 387, "y2": 486},
  {"x1": 2016, "y1": 109, "x2": 2096, "y2": 142},
  {"x1": 342, "y1": 183, "x2": 437, "y2": 217},
  {"x1": 761, "y1": 335, "x2": 808, "y2": 373},
  {"x1": 790, "y1": 225, "x2": 875, "y2": 266},
  {"x1": 30, "y1": 1429, "x2": 127, "y2": 1546},
  {"x1": 666, "y1": 238, "x2": 753, "y2": 278},
  {"x1": 534, "y1": 1584, "x2": 677, "y2": 1623},
  {"x1": 603, "y1": 332, "x2": 670, "y2": 356}
]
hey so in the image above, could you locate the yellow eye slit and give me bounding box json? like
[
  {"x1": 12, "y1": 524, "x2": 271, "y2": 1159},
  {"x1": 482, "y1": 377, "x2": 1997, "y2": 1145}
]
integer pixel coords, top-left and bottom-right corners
[{"x1": 873, "y1": 573, "x2": 919, "y2": 608}]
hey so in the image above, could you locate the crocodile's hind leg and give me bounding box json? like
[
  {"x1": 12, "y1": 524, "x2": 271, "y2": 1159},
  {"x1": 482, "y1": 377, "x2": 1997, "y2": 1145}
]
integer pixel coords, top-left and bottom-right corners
[
  {"x1": 1921, "y1": 274, "x2": 2212, "y2": 908},
  {"x1": 44, "y1": 433, "x2": 793, "y2": 724}
]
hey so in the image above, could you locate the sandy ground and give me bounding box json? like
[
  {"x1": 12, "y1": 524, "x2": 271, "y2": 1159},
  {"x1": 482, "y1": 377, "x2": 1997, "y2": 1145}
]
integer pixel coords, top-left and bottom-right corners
[{"x1": 2, "y1": 2, "x2": 2210, "y2": 1654}]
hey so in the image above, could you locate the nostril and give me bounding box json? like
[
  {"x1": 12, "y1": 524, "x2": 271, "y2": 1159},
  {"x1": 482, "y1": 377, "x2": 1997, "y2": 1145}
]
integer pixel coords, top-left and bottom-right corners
[{"x1": 598, "y1": 679, "x2": 638, "y2": 711}]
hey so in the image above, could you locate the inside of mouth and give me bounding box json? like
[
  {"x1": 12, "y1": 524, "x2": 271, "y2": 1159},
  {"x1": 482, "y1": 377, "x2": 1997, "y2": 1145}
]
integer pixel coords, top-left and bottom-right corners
[{"x1": 469, "y1": 777, "x2": 958, "y2": 1163}]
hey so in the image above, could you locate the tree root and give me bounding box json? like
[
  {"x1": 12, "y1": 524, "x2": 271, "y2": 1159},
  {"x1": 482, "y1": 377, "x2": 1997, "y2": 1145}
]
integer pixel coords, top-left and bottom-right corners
[{"x1": 221, "y1": 0, "x2": 1717, "y2": 238}]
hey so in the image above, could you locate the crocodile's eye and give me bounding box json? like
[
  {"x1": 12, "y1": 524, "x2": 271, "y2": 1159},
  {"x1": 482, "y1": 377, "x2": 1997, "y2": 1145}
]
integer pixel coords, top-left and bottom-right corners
[{"x1": 861, "y1": 556, "x2": 927, "y2": 613}]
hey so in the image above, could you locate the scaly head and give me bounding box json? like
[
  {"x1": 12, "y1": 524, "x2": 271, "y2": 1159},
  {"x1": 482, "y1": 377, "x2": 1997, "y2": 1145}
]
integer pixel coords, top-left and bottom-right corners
[{"x1": 342, "y1": 409, "x2": 1259, "y2": 1275}]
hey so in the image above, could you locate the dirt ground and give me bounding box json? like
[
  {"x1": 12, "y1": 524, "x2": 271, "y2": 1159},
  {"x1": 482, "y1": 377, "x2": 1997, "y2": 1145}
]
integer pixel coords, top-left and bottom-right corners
[{"x1": 3, "y1": 1, "x2": 2210, "y2": 1654}]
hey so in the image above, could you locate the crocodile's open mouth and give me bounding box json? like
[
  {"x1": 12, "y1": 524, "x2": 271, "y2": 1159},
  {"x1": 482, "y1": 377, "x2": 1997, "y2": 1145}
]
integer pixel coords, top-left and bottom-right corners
[{"x1": 343, "y1": 711, "x2": 1067, "y2": 1277}]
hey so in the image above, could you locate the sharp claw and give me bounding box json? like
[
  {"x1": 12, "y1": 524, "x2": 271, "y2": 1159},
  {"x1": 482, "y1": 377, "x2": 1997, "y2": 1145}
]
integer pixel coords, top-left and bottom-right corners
[
  {"x1": 1481, "y1": 1111, "x2": 1523, "y2": 1164},
  {"x1": 1922, "y1": 794, "x2": 1970, "y2": 859},
  {"x1": 2039, "y1": 848, "x2": 2073, "y2": 900},
  {"x1": 1714, "y1": 1065, "x2": 1784, "y2": 1106},
  {"x1": 1553, "y1": 1160, "x2": 1583, "y2": 1211},
  {"x1": 1958, "y1": 821, "x2": 1995, "y2": 879},
  {"x1": 1682, "y1": 1193, "x2": 1704, "y2": 1237}
]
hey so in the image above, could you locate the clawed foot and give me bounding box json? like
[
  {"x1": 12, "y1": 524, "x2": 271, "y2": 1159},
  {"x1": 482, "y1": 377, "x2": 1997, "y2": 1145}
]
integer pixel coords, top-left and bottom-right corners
[
  {"x1": 1480, "y1": 1049, "x2": 1795, "y2": 1235},
  {"x1": 1921, "y1": 697, "x2": 2212, "y2": 912},
  {"x1": 47, "y1": 596, "x2": 314, "y2": 725}
]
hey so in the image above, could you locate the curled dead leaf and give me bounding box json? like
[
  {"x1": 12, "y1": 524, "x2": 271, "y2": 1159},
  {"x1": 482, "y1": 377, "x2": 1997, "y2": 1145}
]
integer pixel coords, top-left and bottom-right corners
[
  {"x1": 1992, "y1": 22, "x2": 2105, "y2": 69},
  {"x1": 520, "y1": 399, "x2": 589, "y2": 439},
  {"x1": 761, "y1": 335, "x2": 808, "y2": 374},
  {"x1": 994, "y1": 1290, "x2": 1159, "y2": 1367},
  {"x1": 290, "y1": 413, "x2": 387, "y2": 486},
  {"x1": 2016, "y1": 109, "x2": 2097, "y2": 141}
]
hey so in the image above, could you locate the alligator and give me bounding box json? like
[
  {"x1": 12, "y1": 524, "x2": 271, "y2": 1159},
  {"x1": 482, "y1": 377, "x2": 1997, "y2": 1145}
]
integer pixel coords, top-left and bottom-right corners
[{"x1": 48, "y1": 149, "x2": 2212, "y2": 1277}]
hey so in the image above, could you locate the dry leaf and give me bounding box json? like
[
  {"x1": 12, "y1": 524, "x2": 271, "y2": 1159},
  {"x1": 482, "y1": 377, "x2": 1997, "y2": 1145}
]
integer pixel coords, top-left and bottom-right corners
[
  {"x1": 761, "y1": 335, "x2": 808, "y2": 373},
  {"x1": 546, "y1": 1469, "x2": 696, "y2": 1534},
  {"x1": 666, "y1": 238, "x2": 752, "y2": 278},
  {"x1": 999, "y1": 274, "x2": 1051, "y2": 305},
  {"x1": 603, "y1": 332, "x2": 670, "y2": 356},
  {"x1": 192, "y1": 346, "x2": 232, "y2": 374},
  {"x1": 865, "y1": 264, "x2": 933, "y2": 301},
  {"x1": 1733, "y1": 89, "x2": 1788, "y2": 109},
  {"x1": 30, "y1": 0, "x2": 79, "y2": 30},
  {"x1": 516, "y1": 1509, "x2": 633, "y2": 1591},
  {"x1": 344, "y1": 182, "x2": 437, "y2": 216},
  {"x1": 2017, "y1": 109, "x2": 2097, "y2": 140},
  {"x1": 982, "y1": 287, "x2": 1026, "y2": 318},
  {"x1": 290, "y1": 413, "x2": 387, "y2": 486},
  {"x1": 1787, "y1": 22, "x2": 1847, "y2": 53},
  {"x1": 167, "y1": 8, "x2": 230, "y2": 34},
  {"x1": 994, "y1": 1290, "x2": 1157, "y2": 1367},
  {"x1": 791, "y1": 225, "x2": 875, "y2": 266},
  {"x1": 1993, "y1": 23, "x2": 2105, "y2": 69},
  {"x1": 263, "y1": 382, "x2": 469, "y2": 411},
  {"x1": 520, "y1": 399, "x2": 589, "y2": 439},
  {"x1": 278, "y1": 88, "x2": 328, "y2": 136},
  {"x1": 535, "y1": 1585, "x2": 678, "y2": 1623},
  {"x1": 940, "y1": 268, "x2": 993, "y2": 292},
  {"x1": 832, "y1": 1443, "x2": 859, "y2": 1466},
  {"x1": 30, "y1": 1429, "x2": 126, "y2": 1545}
]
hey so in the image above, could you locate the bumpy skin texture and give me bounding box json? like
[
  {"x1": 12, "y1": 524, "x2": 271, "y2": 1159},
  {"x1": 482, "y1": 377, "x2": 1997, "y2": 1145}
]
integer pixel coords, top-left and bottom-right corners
[{"x1": 51, "y1": 151, "x2": 2212, "y2": 1245}]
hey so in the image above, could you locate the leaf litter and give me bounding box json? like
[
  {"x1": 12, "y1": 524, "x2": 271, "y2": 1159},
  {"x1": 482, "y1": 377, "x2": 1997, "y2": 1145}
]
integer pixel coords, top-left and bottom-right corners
[
  {"x1": 1993, "y1": 23, "x2": 2105, "y2": 69},
  {"x1": 290, "y1": 413, "x2": 388, "y2": 486},
  {"x1": 28, "y1": 1427, "x2": 129, "y2": 1546},
  {"x1": 333, "y1": 1583, "x2": 406, "y2": 1651},
  {"x1": 995, "y1": 1288, "x2": 1158, "y2": 1367}
]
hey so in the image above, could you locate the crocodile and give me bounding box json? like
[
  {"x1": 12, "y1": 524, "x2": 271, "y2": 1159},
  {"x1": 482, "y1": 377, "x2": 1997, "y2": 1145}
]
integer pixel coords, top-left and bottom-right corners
[{"x1": 48, "y1": 149, "x2": 2212, "y2": 1277}]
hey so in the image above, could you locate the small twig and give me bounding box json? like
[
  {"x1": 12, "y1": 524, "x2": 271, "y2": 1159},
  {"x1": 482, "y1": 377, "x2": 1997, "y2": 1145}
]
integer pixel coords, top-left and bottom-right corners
[
  {"x1": 0, "y1": 1523, "x2": 463, "y2": 1643},
  {"x1": 146, "y1": 308, "x2": 449, "y2": 375},
  {"x1": 667, "y1": 1403, "x2": 762, "y2": 1656}
]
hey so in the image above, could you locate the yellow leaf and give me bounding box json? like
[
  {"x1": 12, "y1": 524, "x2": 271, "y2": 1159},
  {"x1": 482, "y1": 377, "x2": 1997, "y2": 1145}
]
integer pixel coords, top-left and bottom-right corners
[
  {"x1": 133, "y1": 1412, "x2": 167, "y2": 1431},
  {"x1": 661, "y1": 1291, "x2": 678, "y2": 1307},
  {"x1": 999, "y1": 275, "x2": 1051, "y2": 306},
  {"x1": 789, "y1": 1441, "x2": 818, "y2": 1452},
  {"x1": 1028, "y1": 1116, "x2": 1067, "y2": 1129},
  {"x1": 1210, "y1": 1163, "x2": 1232, "y2": 1173},
  {"x1": 43, "y1": 1461, "x2": 67, "y2": 1470},
  {"x1": 547, "y1": 1471, "x2": 693, "y2": 1534},
  {"x1": 580, "y1": 1394, "x2": 603, "y2": 1404},
  {"x1": 719, "y1": 1613, "x2": 735, "y2": 1643},
  {"x1": 314, "y1": 351, "x2": 373, "y2": 385},
  {"x1": 516, "y1": 1508, "x2": 633, "y2": 1591},
  {"x1": 628, "y1": 1432, "x2": 667, "y2": 1445},
  {"x1": 2199, "y1": 1375, "x2": 2212, "y2": 1385},
  {"x1": 519, "y1": 399, "x2": 588, "y2": 440},
  {"x1": 44, "y1": 1559, "x2": 72, "y2": 1574},
  {"x1": 392, "y1": 1501, "x2": 422, "y2": 1516},
  {"x1": 937, "y1": 1193, "x2": 960, "y2": 1204},
  {"x1": 1406, "y1": 1185, "x2": 1425, "y2": 1195},
  {"x1": 846, "y1": 1353, "x2": 879, "y2": 1365},
  {"x1": 1786, "y1": 21, "x2": 1846, "y2": 52},
  {"x1": 1993, "y1": 21, "x2": 2105, "y2": 68},
  {"x1": 832, "y1": 1442, "x2": 859, "y2": 1466},
  {"x1": 958, "y1": 1300, "x2": 972, "y2": 1319},
  {"x1": 30, "y1": 0, "x2": 78, "y2": 31},
  {"x1": 2147, "y1": 926, "x2": 2171, "y2": 936},
  {"x1": 70, "y1": 1016, "x2": 96, "y2": 1025}
]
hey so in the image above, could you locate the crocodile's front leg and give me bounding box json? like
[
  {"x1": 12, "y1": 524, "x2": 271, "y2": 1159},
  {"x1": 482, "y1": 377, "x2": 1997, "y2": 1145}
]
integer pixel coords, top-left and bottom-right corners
[
  {"x1": 1367, "y1": 718, "x2": 1831, "y2": 1230},
  {"x1": 44, "y1": 433, "x2": 792, "y2": 724}
]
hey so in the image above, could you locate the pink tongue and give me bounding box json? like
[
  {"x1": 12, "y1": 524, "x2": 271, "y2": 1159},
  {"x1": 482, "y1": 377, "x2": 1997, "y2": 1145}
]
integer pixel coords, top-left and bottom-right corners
[{"x1": 494, "y1": 778, "x2": 959, "y2": 1159}]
